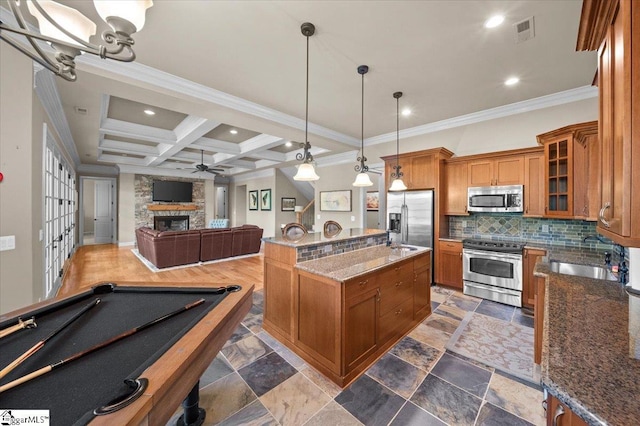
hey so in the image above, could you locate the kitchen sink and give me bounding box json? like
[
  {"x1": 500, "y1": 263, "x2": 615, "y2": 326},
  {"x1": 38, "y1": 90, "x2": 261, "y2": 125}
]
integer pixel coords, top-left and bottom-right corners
[
  {"x1": 399, "y1": 245, "x2": 418, "y2": 251},
  {"x1": 549, "y1": 261, "x2": 618, "y2": 282}
]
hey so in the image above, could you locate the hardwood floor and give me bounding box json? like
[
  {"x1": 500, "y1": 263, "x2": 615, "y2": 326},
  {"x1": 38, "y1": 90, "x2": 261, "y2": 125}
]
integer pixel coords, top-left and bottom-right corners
[{"x1": 59, "y1": 244, "x2": 264, "y2": 298}]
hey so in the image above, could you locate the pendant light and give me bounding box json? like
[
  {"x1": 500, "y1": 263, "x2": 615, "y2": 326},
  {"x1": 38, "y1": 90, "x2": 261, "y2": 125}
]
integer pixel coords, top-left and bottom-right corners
[
  {"x1": 389, "y1": 91, "x2": 408, "y2": 191},
  {"x1": 352, "y1": 65, "x2": 373, "y2": 187},
  {"x1": 293, "y1": 22, "x2": 320, "y2": 181}
]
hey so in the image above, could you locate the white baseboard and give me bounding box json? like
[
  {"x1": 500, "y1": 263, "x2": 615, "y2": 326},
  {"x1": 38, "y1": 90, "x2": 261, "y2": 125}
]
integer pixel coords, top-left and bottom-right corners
[{"x1": 118, "y1": 241, "x2": 135, "y2": 247}]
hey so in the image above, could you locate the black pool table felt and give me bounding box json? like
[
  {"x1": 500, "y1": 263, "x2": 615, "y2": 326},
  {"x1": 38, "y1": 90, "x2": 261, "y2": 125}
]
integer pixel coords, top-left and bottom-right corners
[{"x1": 0, "y1": 284, "x2": 232, "y2": 425}]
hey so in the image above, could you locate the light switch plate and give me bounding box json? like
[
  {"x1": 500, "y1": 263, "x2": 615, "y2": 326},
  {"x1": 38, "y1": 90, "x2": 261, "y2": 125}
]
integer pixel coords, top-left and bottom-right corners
[{"x1": 0, "y1": 235, "x2": 16, "y2": 251}]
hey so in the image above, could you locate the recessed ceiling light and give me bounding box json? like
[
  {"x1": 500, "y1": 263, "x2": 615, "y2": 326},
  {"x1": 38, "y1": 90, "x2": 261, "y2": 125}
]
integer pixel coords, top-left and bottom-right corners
[
  {"x1": 285, "y1": 141, "x2": 292, "y2": 147},
  {"x1": 230, "y1": 129, "x2": 238, "y2": 135},
  {"x1": 485, "y1": 15, "x2": 505, "y2": 29},
  {"x1": 505, "y1": 77, "x2": 520, "y2": 86},
  {"x1": 401, "y1": 108, "x2": 412, "y2": 116},
  {"x1": 143, "y1": 109, "x2": 155, "y2": 116}
]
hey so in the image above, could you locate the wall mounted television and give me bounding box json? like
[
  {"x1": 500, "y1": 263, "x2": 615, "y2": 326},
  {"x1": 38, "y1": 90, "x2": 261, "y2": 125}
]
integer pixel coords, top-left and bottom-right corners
[{"x1": 152, "y1": 181, "x2": 193, "y2": 202}]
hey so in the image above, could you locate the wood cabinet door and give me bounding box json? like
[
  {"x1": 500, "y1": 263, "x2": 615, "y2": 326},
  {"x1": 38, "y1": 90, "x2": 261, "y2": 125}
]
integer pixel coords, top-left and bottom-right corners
[
  {"x1": 444, "y1": 161, "x2": 469, "y2": 215},
  {"x1": 544, "y1": 135, "x2": 574, "y2": 217},
  {"x1": 598, "y1": 3, "x2": 630, "y2": 238},
  {"x1": 523, "y1": 248, "x2": 545, "y2": 309},
  {"x1": 436, "y1": 240, "x2": 463, "y2": 289},
  {"x1": 494, "y1": 156, "x2": 524, "y2": 186},
  {"x1": 414, "y1": 264, "x2": 431, "y2": 319},
  {"x1": 524, "y1": 152, "x2": 545, "y2": 217},
  {"x1": 264, "y1": 260, "x2": 294, "y2": 340},
  {"x1": 584, "y1": 134, "x2": 602, "y2": 221},
  {"x1": 410, "y1": 154, "x2": 435, "y2": 189},
  {"x1": 468, "y1": 160, "x2": 493, "y2": 187},
  {"x1": 344, "y1": 287, "x2": 379, "y2": 372}
]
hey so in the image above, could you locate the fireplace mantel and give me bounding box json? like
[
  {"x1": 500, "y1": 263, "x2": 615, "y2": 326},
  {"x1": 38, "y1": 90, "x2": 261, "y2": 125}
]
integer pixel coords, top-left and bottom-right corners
[{"x1": 147, "y1": 204, "x2": 197, "y2": 211}]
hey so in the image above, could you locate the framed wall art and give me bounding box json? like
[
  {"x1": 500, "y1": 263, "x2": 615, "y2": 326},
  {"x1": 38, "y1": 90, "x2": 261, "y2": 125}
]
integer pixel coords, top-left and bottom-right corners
[
  {"x1": 281, "y1": 197, "x2": 296, "y2": 211},
  {"x1": 366, "y1": 191, "x2": 379, "y2": 211},
  {"x1": 260, "y1": 189, "x2": 272, "y2": 211},
  {"x1": 320, "y1": 190, "x2": 352, "y2": 212},
  {"x1": 249, "y1": 190, "x2": 259, "y2": 211}
]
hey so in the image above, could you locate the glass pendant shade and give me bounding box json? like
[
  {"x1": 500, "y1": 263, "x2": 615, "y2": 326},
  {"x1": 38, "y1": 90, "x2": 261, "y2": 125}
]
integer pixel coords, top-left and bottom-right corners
[
  {"x1": 293, "y1": 163, "x2": 319, "y2": 181},
  {"x1": 389, "y1": 178, "x2": 407, "y2": 192},
  {"x1": 94, "y1": 0, "x2": 153, "y2": 33},
  {"x1": 353, "y1": 172, "x2": 373, "y2": 187},
  {"x1": 27, "y1": 0, "x2": 96, "y2": 46}
]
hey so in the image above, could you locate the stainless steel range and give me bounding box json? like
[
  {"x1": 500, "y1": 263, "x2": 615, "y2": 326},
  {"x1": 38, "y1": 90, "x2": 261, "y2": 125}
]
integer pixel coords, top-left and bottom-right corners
[{"x1": 462, "y1": 238, "x2": 525, "y2": 307}]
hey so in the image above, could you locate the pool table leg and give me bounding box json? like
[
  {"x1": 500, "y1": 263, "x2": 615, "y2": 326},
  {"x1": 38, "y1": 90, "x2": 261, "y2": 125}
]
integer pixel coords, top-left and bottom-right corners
[{"x1": 176, "y1": 381, "x2": 206, "y2": 426}]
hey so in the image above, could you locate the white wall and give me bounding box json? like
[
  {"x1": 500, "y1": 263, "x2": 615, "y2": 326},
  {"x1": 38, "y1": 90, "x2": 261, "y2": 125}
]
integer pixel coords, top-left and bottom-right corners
[
  {"x1": 275, "y1": 169, "x2": 310, "y2": 230},
  {"x1": 117, "y1": 173, "x2": 135, "y2": 244},
  {"x1": 83, "y1": 180, "x2": 95, "y2": 234},
  {"x1": 231, "y1": 171, "x2": 277, "y2": 238}
]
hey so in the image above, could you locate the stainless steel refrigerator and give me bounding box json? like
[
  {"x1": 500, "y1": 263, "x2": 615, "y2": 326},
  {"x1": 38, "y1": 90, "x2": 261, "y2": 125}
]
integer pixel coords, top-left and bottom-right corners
[
  {"x1": 386, "y1": 190, "x2": 434, "y2": 249},
  {"x1": 387, "y1": 190, "x2": 435, "y2": 282}
]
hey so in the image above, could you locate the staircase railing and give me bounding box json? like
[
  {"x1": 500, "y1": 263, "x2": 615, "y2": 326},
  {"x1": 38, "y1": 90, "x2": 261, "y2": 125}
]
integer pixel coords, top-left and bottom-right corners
[{"x1": 296, "y1": 200, "x2": 315, "y2": 231}]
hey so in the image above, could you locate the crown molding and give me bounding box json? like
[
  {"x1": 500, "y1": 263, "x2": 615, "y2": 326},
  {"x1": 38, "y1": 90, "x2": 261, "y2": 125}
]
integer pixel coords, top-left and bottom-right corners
[
  {"x1": 77, "y1": 55, "x2": 360, "y2": 147},
  {"x1": 315, "y1": 150, "x2": 359, "y2": 168},
  {"x1": 365, "y1": 85, "x2": 598, "y2": 146}
]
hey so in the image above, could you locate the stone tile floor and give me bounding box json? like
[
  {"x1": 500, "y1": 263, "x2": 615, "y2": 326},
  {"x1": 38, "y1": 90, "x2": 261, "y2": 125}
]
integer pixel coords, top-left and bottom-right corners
[{"x1": 168, "y1": 286, "x2": 545, "y2": 425}]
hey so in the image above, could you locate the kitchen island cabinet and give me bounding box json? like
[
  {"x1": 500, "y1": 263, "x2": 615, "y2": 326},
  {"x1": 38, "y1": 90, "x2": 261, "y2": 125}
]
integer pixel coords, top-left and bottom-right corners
[{"x1": 263, "y1": 237, "x2": 431, "y2": 387}]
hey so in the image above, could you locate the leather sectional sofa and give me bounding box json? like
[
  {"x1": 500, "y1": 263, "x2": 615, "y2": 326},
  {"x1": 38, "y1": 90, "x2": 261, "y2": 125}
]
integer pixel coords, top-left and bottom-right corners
[{"x1": 135, "y1": 224, "x2": 263, "y2": 268}]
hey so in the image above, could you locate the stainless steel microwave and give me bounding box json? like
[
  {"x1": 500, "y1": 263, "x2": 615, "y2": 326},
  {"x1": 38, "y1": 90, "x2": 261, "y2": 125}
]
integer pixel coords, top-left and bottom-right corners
[{"x1": 468, "y1": 185, "x2": 524, "y2": 213}]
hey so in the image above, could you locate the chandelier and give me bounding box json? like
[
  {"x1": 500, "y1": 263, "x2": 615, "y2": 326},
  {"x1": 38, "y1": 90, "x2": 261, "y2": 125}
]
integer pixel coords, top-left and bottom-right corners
[
  {"x1": 389, "y1": 91, "x2": 408, "y2": 192},
  {"x1": 293, "y1": 22, "x2": 319, "y2": 181},
  {"x1": 0, "y1": 0, "x2": 153, "y2": 81},
  {"x1": 352, "y1": 65, "x2": 373, "y2": 187}
]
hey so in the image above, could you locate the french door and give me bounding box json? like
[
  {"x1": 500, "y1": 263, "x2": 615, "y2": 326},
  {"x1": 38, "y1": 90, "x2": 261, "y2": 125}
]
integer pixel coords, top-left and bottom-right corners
[{"x1": 43, "y1": 125, "x2": 76, "y2": 298}]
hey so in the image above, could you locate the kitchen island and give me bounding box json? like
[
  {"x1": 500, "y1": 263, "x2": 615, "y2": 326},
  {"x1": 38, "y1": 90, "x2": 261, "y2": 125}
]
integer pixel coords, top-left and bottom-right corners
[
  {"x1": 535, "y1": 258, "x2": 640, "y2": 425},
  {"x1": 262, "y1": 229, "x2": 431, "y2": 387}
]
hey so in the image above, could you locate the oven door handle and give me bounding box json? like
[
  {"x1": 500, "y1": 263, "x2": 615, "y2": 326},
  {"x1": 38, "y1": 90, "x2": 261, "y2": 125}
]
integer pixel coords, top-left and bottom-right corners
[
  {"x1": 462, "y1": 249, "x2": 522, "y2": 261},
  {"x1": 464, "y1": 281, "x2": 520, "y2": 296}
]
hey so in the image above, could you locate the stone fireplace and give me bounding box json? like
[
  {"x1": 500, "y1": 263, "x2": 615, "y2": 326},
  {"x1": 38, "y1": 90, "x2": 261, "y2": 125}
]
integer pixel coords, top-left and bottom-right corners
[{"x1": 154, "y1": 215, "x2": 190, "y2": 231}]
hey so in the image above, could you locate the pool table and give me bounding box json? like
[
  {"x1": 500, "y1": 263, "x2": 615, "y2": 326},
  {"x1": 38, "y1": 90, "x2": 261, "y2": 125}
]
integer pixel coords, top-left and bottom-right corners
[{"x1": 0, "y1": 282, "x2": 253, "y2": 425}]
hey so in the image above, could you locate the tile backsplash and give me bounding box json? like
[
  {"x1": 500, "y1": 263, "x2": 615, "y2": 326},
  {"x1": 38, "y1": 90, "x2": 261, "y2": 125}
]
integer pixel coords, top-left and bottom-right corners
[{"x1": 449, "y1": 214, "x2": 615, "y2": 250}]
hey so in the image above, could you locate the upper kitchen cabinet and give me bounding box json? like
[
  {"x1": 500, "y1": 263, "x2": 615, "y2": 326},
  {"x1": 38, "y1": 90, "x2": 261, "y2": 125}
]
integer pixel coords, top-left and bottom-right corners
[
  {"x1": 443, "y1": 160, "x2": 469, "y2": 215},
  {"x1": 381, "y1": 148, "x2": 453, "y2": 191},
  {"x1": 536, "y1": 121, "x2": 598, "y2": 220},
  {"x1": 468, "y1": 156, "x2": 524, "y2": 187},
  {"x1": 578, "y1": 0, "x2": 640, "y2": 246},
  {"x1": 523, "y1": 150, "x2": 545, "y2": 217}
]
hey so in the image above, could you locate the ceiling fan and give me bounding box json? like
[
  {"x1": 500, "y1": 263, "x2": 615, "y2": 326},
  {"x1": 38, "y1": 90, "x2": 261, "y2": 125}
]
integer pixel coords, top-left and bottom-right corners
[{"x1": 185, "y1": 150, "x2": 225, "y2": 175}]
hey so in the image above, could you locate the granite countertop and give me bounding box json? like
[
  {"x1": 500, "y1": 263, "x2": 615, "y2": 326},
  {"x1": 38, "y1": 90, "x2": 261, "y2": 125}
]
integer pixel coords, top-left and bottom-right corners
[
  {"x1": 296, "y1": 244, "x2": 430, "y2": 282},
  {"x1": 262, "y1": 228, "x2": 386, "y2": 248},
  {"x1": 535, "y1": 257, "x2": 640, "y2": 425}
]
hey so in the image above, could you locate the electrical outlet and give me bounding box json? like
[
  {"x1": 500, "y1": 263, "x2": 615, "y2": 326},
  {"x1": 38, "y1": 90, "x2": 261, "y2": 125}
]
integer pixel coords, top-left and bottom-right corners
[
  {"x1": 317, "y1": 214, "x2": 321, "y2": 220},
  {"x1": 324, "y1": 245, "x2": 332, "y2": 253},
  {"x1": 39, "y1": 229, "x2": 44, "y2": 241},
  {"x1": 542, "y1": 224, "x2": 549, "y2": 233},
  {"x1": 351, "y1": 216, "x2": 355, "y2": 222}
]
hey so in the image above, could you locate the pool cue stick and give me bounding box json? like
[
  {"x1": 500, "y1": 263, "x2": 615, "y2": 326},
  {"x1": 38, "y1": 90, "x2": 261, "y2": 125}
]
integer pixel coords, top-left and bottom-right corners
[
  {"x1": 0, "y1": 317, "x2": 37, "y2": 339},
  {"x1": 0, "y1": 298, "x2": 101, "y2": 380},
  {"x1": 0, "y1": 298, "x2": 205, "y2": 394}
]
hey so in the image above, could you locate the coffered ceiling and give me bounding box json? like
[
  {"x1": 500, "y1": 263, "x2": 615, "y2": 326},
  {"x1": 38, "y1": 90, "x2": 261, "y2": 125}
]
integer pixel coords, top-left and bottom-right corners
[{"x1": 2, "y1": 1, "x2": 597, "y2": 178}]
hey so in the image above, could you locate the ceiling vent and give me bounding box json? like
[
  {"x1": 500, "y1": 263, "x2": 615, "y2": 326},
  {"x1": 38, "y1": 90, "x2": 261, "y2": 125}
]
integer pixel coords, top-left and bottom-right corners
[
  {"x1": 74, "y1": 106, "x2": 88, "y2": 115},
  {"x1": 513, "y1": 16, "x2": 535, "y2": 43}
]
